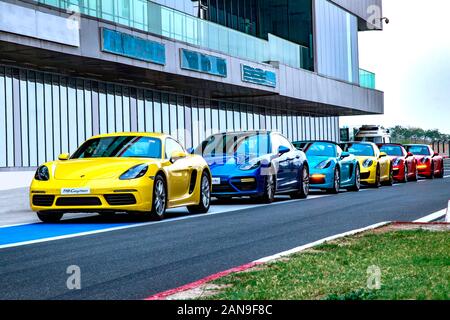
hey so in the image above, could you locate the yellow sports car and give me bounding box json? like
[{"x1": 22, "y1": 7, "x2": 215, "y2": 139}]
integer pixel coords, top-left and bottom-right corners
[
  {"x1": 340, "y1": 142, "x2": 393, "y2": 187},
  {"x1": 30, "y1": 133, "x2": 212, "y2": 222}
]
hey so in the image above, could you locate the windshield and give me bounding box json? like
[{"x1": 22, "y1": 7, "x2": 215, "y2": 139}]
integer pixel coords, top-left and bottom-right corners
[
  {"x1": 305, "y1": 142, "x2": 336, "y2": 157},
  {"x1": 406, "y1": 145, "x2": 430, "y2": 156},
  {"x1": 380, "y1": 145, "x2": 404, "y2": 157},
  {"x1": 197, "y1": 133, "x2": 270, "y2": 158},
  {"x1": 71, "y1": 136, "x2": 162, "y2": 159},
  {"x1": 346, "y1": 143, "x2": 375, "y2": 157}
]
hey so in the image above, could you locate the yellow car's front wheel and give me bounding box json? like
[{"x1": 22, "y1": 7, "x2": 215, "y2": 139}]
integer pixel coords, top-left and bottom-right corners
[
  {"x1": 150, "y1": 175, "x2": 168, "y2": 220},
  {"x1": 37, "y1": 211, "x2": 64, "y2": 223}
]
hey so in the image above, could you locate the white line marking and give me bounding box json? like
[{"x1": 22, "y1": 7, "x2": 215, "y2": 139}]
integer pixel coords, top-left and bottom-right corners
[
  {"x1": 443, "y1": 175, "x2": 450, "y2": 179},
  {"x1": 255, "y1": 221, "x2": 390, "y2": 263},
  {"x1": 413, "y1": 208, "x2": 447, "y2": 223},
  {"x1": 0, "y1": 194, "x2": 330, "y2": 250},
  {"x1": 256, "y1": 207, "x2": 448, "y2": 264}
]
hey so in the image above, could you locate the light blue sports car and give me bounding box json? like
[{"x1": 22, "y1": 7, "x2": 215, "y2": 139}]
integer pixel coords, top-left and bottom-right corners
[{"x1": 293, "y1": 141, "x2": 361, "y2": 193}]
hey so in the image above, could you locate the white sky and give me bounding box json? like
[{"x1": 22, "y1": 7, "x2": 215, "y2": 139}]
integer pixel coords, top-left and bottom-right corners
[{"x1": 341, "y1": 0, "x2": 450, "y2": 134}]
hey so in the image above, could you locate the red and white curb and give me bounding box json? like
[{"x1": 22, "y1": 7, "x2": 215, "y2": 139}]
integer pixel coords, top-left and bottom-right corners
[{"x1": 145, "y1": 207, "x2": 449, "y2": 300}]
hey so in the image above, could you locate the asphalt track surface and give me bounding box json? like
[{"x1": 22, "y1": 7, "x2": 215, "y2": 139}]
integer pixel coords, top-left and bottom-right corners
[{"x1": 0, "y1": 176, "x2": 449, "y2": 300}]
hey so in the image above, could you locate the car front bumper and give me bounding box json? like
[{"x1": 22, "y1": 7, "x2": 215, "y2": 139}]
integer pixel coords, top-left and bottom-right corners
[{"x1": 30, "y1": 178, "x2": 154, "y2": 213}]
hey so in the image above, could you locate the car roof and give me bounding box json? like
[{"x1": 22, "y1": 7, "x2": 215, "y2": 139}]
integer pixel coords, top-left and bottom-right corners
[
  {"x1": 294, "y1": 140, "x2": 338, "y2": 145},
  {"x1": 89, "y1": 132, "x2": 169, "y2": 140},
  {"x1": 377, "y1": 143, "x2": 404, "y2": 147},
  {"x1": 403, "y1": 144, "x2": 429, "y2": 147},
  {"x1": 340, "y1": 141, "x2": 377, "y2": 146}
]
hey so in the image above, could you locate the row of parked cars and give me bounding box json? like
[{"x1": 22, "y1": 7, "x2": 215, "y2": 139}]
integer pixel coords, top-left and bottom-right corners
[{"x1": 30, "y1": 131, "x2": 445, "y2": 222}]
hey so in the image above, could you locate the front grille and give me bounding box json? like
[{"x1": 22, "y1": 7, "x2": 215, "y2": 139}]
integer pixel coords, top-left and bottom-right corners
[
  {"x1": 104, "y1": 194, "x2": 137, "y2": 206},
  {"x1": 55, "y1": 197, "x2": 102, "y2": 206},
  {"x1": 212, "y1": 182, "x2": 236, "y2": 193},
  {"x1": 32, "y1": 195, "x2": 55, "y2": 207}
]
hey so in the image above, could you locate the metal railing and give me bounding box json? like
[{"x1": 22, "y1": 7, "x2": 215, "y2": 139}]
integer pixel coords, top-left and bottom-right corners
[{"x1": 431, "y1": 140, "x2": 450, "y2": 157}]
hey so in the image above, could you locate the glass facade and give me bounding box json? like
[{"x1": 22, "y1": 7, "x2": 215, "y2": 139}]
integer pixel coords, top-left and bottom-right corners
[
  {"x1": 359, "y1": 69, "x2": 376, "y2": 89},
  {"x1": 0, "y1": 65, "x2": 339, "y2": 168},
  {"x1": 36, "y1": 0, "x2": 308, "y2": 69},
  {"x1": 314, "y1": 0, "x2": 359, "y2": 84}
]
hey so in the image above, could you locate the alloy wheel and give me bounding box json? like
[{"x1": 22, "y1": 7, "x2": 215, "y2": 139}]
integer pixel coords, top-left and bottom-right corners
[
  {"x1": 154, "y1": 179, "x2": 166, "y2": 216},
  {"x1": 201, "y1": 175, "x2": 211, "y2": 208}
]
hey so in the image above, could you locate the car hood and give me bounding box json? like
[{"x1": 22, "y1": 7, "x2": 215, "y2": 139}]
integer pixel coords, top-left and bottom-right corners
[
  {"x1": 51, "y1": 158, "x2": 160, "y2": 180},
  {"x1": 307, "y1": 156, "x2": 334, "y2": 168},
  {"x1": 204, "y1": 154, "x2": 270, "y2": 174}
]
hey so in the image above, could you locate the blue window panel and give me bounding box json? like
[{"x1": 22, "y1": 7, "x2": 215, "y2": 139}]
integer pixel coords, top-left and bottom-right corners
[
  {"x1": 241, "y1": 65, "x2": 276, "y2": 88},
  {"x1": 180, "y1": 49, "x2": 227, "y2": 77},
  {"x1": 101, "y1": 28, "x2": 166, "y2": 65}
]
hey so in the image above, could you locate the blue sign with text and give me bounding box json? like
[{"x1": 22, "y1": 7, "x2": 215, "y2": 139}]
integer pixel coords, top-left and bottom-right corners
[
  {"x1": 101, "y1": 28, "x2": 165, "y2": 65},
  {"x1": 180, "y1": 49, "x2": 227, "y2": 77},
  {"x1": 241, "y1": 65, "x2": 276, "y2": 88}
]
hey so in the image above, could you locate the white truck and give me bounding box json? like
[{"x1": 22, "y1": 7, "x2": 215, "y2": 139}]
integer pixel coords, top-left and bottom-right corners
[{"x1": 354, "y1": 125, "x2": 391, "y2": 144}]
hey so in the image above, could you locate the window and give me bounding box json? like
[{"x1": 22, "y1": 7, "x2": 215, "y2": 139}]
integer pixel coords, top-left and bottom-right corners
[
  {"x1": 165, "y1": 138, "x2": 185, "y2": 159},
  {"x1": 305, "y1": 142, "x2": 336, "y2": 157},
  {"x1": 271, "y1": 134, "x2": 292, "y2": 153},
  {"x1": 72, "y1": 136, "x2": 162, "y2": 159}
]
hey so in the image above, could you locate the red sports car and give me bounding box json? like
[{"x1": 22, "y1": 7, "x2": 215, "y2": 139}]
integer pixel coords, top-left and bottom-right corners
[
  {"x1": 378, "y1": 143, "x2": 418, "y2": 183},
  {"x1": 404, "y1": 144, "x2": 444, "y2": 179}
]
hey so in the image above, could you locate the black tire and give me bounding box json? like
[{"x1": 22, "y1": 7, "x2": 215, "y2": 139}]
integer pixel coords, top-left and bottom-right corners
[
  {"x1": 372, "y1": 165, "x2": 381, "y2": 188},
  {"x1": 426, "y1": 163, "x2": 435, "y2": 179},
  {"x1": 187, "y1": 172, "x2": 211, "y2": 214},
  {"x1": 436, "y1": 162, "x2": 444, "y2": 179},
  {"x1": 291, "y1": 164, "x2": 309, "y2": 199},
  {"x1": 149, "y1": 174, "x2": 167, "y2": 220},
  {"x1": 260, "y1": 174, "x2": 276, "y2": 203},
  {"x1": 327, "y1": 167, "x2": 340, "y2": 194},
  {"x1": 408, "y1": 162, "x2": 418, "y2": 182},
  {"x1": 37, "y1": 212, "x2": 63, "y2": 223},
  {"x1": 347, "y1": 164, "x2": 361, "y2": 192},
  {"x1": 383, "y1": 164, "x2": 394, "y2": 186},
  {"x1": 401, "y1": 163, "x2": 408, "y2": 183}
]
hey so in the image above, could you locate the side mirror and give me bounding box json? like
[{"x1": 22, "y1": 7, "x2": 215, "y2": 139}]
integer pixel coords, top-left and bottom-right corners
[
  {"x1": 379, "y1": 152, "x2": 387, "y2": 158},
  {"x1": 340, "y1": 151, "x2": 350, "y2": 159},
  {"x1": 170, "y1": 151, "x2": 187, "y2": 163},
  {"x1": 186, "y1": 147, "x2": 194, "y2": 155},
  {"x1": 58, "y1": 153, "x2": 70, "y2": 161},
  {"x1": 278, "y1": 145, "x2": 290, "y2": 155},
  {"x1": 406, "y1": 152, "x2": 414, "y2": 158},
  {"x1": 433, "y1": 152, "x2": 439, "y2": 157}
]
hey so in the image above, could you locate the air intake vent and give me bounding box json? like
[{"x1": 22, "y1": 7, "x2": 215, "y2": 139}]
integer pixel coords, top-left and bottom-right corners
[
  {"x1": 55, "y1": 197, "x2": 102, "y2": 206},
  {"x1": 32, "y1": 195, "x2": 55, "y2": 207},
  {"x1": 104, "y1": 194, "x2": 137, "y2": 206}
]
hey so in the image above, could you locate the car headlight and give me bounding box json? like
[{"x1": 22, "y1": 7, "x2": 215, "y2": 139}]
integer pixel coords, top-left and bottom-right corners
[
  {"x1": 363, "y1": 159, "x2": 374, "y2": 168},
  {"x1": 393, "y1": 158, "x2": 402, "y2": 166},
  {"x1": 239, "y1": 161, "x2": 261, "y2": 171},
  {"x1": 315, "y1": 160, "x2": 332, "y2": 169},
  {"x1": 119, "y1": 164, "x2": 148, "y2": 180},
  {"x1": 35, "y1": 165, "x2": 50, "y2": 181},
  {"x1": 420, "y1": 157, "x2": 430, "y2": 164}
]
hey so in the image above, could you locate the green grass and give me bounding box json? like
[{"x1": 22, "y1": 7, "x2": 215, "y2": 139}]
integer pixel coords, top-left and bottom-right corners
[{"x1": 204, "y1": 230, "x2": 450, "y2": 300}]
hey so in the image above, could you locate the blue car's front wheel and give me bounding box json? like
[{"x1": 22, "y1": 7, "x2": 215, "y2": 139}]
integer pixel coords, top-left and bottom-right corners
[
  {"x1": 258, "y1": 174, "x2": 276, "y2": 204},
  {"x1": 290, "y1": 164, "x2": 309, "y2": 199}
]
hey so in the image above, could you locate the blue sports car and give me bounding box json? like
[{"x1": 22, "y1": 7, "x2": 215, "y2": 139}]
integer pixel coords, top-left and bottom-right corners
[
  {"x1": 293, "y1": 141, "x2": 361, "y2": 193},
  {"x1": 193, "y1": 131, "x2": 309, "y2": 203}
]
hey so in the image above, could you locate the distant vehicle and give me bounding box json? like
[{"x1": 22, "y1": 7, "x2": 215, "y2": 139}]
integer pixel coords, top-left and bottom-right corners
[
  {"x1": 340, "y1": 142, "x2": 393, "y2": 188},
  {"x1": 193, "y1": 131, "x2": 309, "y2": 203},
  {"x1": 355, "y1": 125, "x2": 391, "y2": 144},
  {"x1": 293, "y1": 141, "x2": 361, "y2": 193},
  {"x1": 378, "y1": 143, "x2": 418, "y2": 183},
  {"x1": 30, "y1": 133, "x2": 212, "y2": 222},
  {"x1": 404, "y1": 144, "x2": 445, "y2": 179}
]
